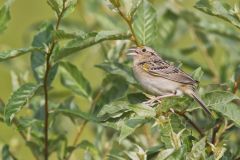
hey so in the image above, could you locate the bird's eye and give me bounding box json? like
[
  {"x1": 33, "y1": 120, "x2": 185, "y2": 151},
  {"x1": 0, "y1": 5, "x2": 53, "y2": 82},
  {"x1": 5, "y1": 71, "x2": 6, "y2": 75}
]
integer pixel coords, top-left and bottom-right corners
[{"x1": 142, "y1": 48, "x2": 146, "y2": 52}]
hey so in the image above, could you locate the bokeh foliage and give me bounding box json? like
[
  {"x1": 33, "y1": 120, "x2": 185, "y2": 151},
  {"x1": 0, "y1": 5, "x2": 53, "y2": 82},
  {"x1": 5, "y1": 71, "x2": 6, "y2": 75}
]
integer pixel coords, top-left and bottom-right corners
[{"x1": 0, "y1": 0, "x2": 240, "y2": 159}]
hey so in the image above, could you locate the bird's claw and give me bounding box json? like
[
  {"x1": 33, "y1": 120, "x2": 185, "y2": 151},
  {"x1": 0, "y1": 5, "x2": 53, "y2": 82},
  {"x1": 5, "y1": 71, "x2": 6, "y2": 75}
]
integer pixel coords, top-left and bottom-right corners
[{"x1": 143, "y1": 98, "x2": 161, "y2": 107}]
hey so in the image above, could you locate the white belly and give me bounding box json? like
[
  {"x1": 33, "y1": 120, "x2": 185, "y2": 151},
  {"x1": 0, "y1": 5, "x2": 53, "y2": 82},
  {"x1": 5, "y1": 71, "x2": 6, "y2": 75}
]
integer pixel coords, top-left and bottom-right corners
[{"x1": 133, "y1": 66, "x2": 181, "y2": 96}]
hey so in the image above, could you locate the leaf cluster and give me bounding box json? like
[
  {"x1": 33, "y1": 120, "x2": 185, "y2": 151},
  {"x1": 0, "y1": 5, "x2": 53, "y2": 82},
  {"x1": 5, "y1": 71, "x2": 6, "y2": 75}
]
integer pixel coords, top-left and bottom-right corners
[{"x1": 0, "y1": 0, "x2": 240, "y2": 159}]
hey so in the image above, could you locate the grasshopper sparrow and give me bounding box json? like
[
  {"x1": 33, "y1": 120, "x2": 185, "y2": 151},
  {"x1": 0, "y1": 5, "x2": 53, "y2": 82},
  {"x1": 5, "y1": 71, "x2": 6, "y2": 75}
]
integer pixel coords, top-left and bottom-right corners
[{"x1": 128, "y1": 46, "x2": 211, "y2": 116}]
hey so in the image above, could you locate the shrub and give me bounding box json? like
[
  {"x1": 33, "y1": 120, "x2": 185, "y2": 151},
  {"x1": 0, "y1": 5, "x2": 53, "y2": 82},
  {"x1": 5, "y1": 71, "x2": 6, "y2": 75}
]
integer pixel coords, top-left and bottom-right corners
[{"x1": 0, "y1": 0, "x2": 240, "y2": 159}]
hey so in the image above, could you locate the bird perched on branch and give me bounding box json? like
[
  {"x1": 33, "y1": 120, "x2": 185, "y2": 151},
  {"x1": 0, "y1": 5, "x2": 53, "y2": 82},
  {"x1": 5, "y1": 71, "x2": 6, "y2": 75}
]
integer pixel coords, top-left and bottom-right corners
[{"x1": 128, "y1": 46, "x2": 211, "y2": 116}]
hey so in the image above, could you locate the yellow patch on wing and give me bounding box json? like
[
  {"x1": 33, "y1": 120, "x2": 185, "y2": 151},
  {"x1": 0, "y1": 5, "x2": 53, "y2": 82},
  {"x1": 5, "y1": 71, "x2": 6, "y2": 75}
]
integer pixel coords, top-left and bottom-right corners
[
  {"x1": 142, "y1": 63, "x2": 150, "y2": 71},
  {"x1": 142, "y1": 63, "x2": 159, "y2": 76}
]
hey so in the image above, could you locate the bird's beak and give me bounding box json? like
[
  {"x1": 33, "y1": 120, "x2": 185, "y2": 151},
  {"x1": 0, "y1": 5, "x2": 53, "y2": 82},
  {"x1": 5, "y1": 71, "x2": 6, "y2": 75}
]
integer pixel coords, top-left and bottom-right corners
[{"x1": 127, "y1": 48, "x2": 138, "y2": 56}]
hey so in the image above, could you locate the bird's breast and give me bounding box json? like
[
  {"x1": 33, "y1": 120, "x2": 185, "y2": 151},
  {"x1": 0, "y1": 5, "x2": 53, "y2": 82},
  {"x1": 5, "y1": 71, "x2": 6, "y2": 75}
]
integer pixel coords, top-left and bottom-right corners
[{"x1": 133, "y1": 65, "x2": 181, "y2": 96}]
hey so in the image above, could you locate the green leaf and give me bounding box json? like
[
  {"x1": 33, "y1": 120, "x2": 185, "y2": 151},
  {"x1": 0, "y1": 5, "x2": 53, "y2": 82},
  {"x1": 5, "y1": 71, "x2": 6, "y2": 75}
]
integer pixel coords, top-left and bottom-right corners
[
  {"x1": 57, "y1": 96, "x2": 81, "y2": 124},
  {"x1": 128, "y1": 0, "x2": 142, "y2": 18},
  {"x1": 170, "y1": 129, "x2": 185, "y2": 150},
  {"x1": 108, "y1": 154, "x2": 126, "y2": 160},
  {"x1": 158, "y1": 115, "x2": 187, "y2": 149},
  {"x1": 160, "y1": 96, "x2": 192, "y2": 113},
  {"x1": 129, "y1": 103, "x2": 155, "y2": 117},
  {"x1": 31, "y1": 23, "x2": 55, "y2": 84},
  {"x1": 126, "y1": 145, "x2": 147, "y2": 160},
  {"x1": 195, "y1": 0, "x2": 240, "y2": 29},
  {"x1": 212, "y1": 103, "x2": 240, "y2": 126},
  {"x1": 127, "y1": 92, "x2": 148, "y2": 104},
  {"x1": 101, "y1": 40, "x2": 126, "y2": 61},
  {"x1": 48, "y1": 0, "x2": 77, "y2": 17},
  {"x1": 203, "y1": 91, "x2": 240, "y2": 106},
  {"x1": 97, "y1": 101, "x2": 131, "y2": 120},
  {"x1": 63, "y1": 0, "x2": 77, "y2": 18},
  {"x1": 93, "y1": 74, "x2": 129, "y2": 115},
  {"x1": 0, "y1": 47, "x2": 41, "y2": 62},
  {"x1": 49, "y1": 135, "x2": 67, "y2": 156},
  {"x1": 0, "y1": 0, "x2": 13, "y2": 33},
  {"x1": 186, "y1": 137, "x2": 206, "y2": 160},
  {"x1": 180, "y1": 9, "x2": 240, "y2": 41},
  {"x1": 4, "y1": 83, "x2": 40, "y2": 125},
  {"x1": 119, "y1": 117, "x2": 148, "y2": 142},
  {"x1": 156, "y1": 148, "x2": 175, "y2": 160},
  {"x1": 191, "y1": 67, "x2": 204, "y2": 82},
  {"x1": 194, "y1": 30, "x2": 215, "y2": 56},
  {"x1": 157, "y1": 9, "x2": 178, "y2": 46},
  {"x1": 167, "y1": 147, "x2": 187, "y2": 160},
  {"x1": 95, "y1": 30, "x2": 123, "y2": 42},
  {"x1": 170, "y1": 114, "x2": 187, "y2": 134},
  {"x1": 54, "y1": 32, "x2": 131, "y2": 61},
  {"x1": 132, "y1": 0, "x2": 156, "y2": 45},
  {"x1": 196, "y1": 19, "x2": 240, "y2": 41},
  {"x1": 99, "y1": 101, "x2": 154, "y2": 142},
  {"x1": 52, "y1": 29, "x2": 83, "y2": 40},
  {"x1": 109, "y1": 0, "x2": 120, "y2": 8},
  {"x1": 208, "y1": 143, "x2": 226, "y2": 160},
  {"x1": 98, "y1": 101, "x2": 155, "y2": 121},
  {"x1": 26, "y1": 141, "x2": 43, "y2": 159},
  {"x1": 55, "y1": 108, "x2": 99, "y2": 122},
  {"x1": 1, "y1": 144, "x2": 17, "y2": 160},
  {"x1": 76, "y1": 140, "x2": 99, "y2": 158},
  {"x1": 47, "y1": 0, "x2": 62, "y2": 15},
  {"x1": 146, "y1": 144, "x2": 164, "y2": 157},
  {"x1": 15, "y1": 118, "x2": 41, "y2": 131},
  {"x1": 96, "y1": 62, "x2": 136, "y2": 84},
  {"x1": 187, "y1": 90, "x2": 240, "y2": 112},
  {"x1": 180, "y1": 45, "x2": 197, "y2": 55},
  {"x1": 60, "y1": 62, "x2": 92, "y2": 100}
]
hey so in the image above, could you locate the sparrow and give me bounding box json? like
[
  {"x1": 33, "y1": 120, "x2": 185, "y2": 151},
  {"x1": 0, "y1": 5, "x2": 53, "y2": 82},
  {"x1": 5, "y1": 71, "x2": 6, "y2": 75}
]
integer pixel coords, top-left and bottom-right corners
[{"x1": 128, "y1": 46, "x2": 211, "y2": 116}]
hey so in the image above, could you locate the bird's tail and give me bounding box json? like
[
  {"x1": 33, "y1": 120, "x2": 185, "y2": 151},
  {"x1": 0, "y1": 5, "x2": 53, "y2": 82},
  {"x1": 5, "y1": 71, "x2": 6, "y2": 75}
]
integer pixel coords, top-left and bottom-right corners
[{"x1": 191, "y1": 92, "x2": 212, "y2": 116}]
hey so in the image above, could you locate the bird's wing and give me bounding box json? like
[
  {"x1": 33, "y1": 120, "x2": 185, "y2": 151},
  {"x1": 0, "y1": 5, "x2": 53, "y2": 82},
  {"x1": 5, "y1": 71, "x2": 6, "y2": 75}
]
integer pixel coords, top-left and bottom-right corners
[{"x1": 139, "y1": 59, "x2": 197, "y2": 85}]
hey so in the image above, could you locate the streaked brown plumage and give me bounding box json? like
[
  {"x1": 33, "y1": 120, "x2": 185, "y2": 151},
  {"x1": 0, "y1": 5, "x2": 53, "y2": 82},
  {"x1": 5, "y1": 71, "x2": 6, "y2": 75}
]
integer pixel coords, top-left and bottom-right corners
[{"x1": 128, "y1": 46, "x2": 211, "y2": 116}]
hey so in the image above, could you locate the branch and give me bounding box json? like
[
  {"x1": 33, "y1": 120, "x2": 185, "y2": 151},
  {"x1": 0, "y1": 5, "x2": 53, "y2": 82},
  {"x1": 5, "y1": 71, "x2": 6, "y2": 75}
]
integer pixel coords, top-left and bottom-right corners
[
  {"x1": 43, "y1": 0, "x2": 67, "y2": 159},
  {"x1": 12, "y1": 119, "x2": 40, "y2": 160},
  {"x1": 212, "y1": 119, "x2": 234, "y2": 145},
  {"x1": 174, "y1": 110, "x2": 205, "y2": 137},
  {"x1": 143, "y1": 125, "x2": 154, "y2": 146},
  {"x1": 211, "y1": 119, "x2": 222, "y2": 145},
  {"x1": 233, "y1": 81, "x2": 239, "y2": 94},
  {"x1": 116, "y1": 7, "x2": 140, "y2": 46},
  {"x1": 65, "y1": 89, "x2": 103, "y2": 160}
]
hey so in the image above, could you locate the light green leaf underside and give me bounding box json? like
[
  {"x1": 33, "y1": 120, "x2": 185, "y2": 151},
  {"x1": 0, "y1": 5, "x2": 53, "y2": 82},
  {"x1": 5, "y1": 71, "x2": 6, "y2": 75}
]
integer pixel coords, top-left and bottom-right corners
[
  {"x1": 4, "y1": 83, "x2": 40, "y2": 125},
  {"x1": 133, "y1": 0, "x2": 156, "y2": 45}
]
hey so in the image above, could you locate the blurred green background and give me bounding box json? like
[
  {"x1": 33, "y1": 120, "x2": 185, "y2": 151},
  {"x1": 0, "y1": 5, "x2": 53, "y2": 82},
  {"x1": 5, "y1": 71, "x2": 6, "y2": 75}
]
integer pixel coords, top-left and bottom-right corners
[
  {"x1": 0, "y1": 0, "x2": 238, "y2": 159},
  {"x1": 0, "y1": 0, "x2": 100, "y2": 159}
]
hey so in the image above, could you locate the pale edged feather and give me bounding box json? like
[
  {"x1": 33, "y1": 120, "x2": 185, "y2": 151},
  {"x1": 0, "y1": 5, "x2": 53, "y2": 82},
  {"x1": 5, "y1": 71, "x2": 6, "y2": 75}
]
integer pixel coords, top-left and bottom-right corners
[{"x1": 139, "y1": 58, "x2": 197, "y2": 85}]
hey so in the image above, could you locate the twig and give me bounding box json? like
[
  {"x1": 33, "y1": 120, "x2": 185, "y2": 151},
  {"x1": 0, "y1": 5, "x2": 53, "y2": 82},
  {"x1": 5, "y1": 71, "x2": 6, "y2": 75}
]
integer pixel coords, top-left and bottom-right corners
[
  {"x1": 65, "y1": 89, "x2": 103, "y2": 160},
  {"x1": 12, "y1": 119, "x2": 40, "y2": 160},
  {"x1": 190, "y1": 28, "x2": 219, "y2": 83},
  {"x1": 116, "y1": 7, "x2": 140, "y2": 46},
  {"x1": 212, "y1": 119, "x2": 234, "y2": 145},
  {"x1": 72, "y1": 121, "x2": 88, "y2": 146},
  {"x1": 43, "y1": 1, "x2": 67, "y2": 159},
  {"x1": 211, "y1": 119, "x2": 222, "y2": 145},
  {"x1": 174, "y1": 110, "x2": 205, "y2": 137},
  {"x1": 143, "y1": 125, "x2": 154, "y2": 146},
  {"x1": 233, "y1": 81, "x2": 239, "y2": 94}
]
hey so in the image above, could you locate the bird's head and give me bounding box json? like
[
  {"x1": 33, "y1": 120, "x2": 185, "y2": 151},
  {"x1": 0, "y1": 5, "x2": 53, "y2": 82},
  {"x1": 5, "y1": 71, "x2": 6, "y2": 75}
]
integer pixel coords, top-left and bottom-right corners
[{"x1": 128, "y1": 46, "x2": 158, "y2": 61}]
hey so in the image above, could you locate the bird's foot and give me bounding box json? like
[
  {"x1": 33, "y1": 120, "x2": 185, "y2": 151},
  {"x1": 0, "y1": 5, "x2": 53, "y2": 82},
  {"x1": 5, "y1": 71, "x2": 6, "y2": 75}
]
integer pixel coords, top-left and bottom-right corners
[
  {"x1": 143, "y1": 93, "x2": 177, "y2": 107},
  {"x1": 143, "y1": 97, "x2": 161, "y2": 107}
]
